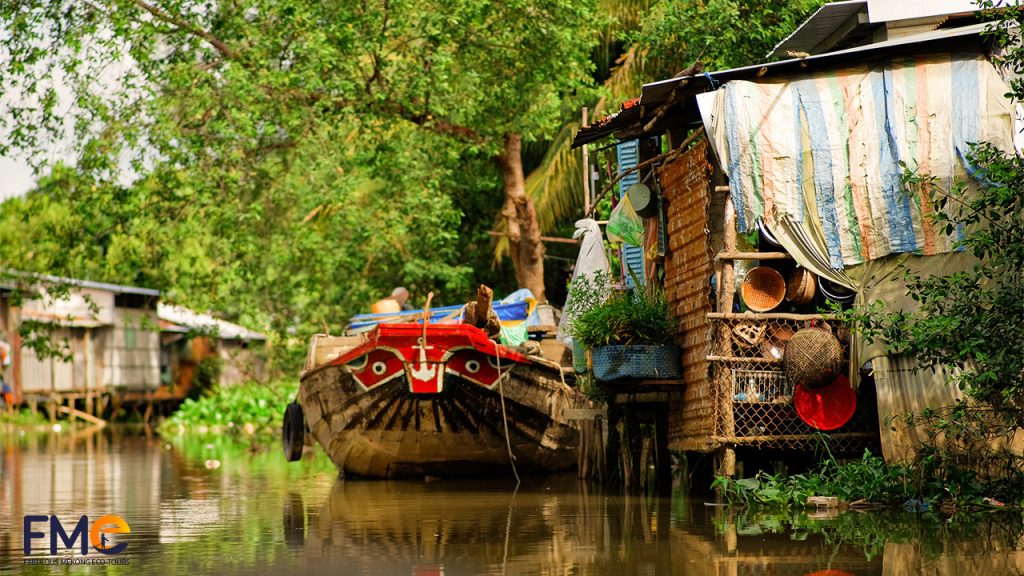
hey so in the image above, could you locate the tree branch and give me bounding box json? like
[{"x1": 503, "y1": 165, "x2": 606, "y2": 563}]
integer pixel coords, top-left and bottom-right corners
[{"x1": 128, "y1": 0, "x2": 239, "y2": 60}]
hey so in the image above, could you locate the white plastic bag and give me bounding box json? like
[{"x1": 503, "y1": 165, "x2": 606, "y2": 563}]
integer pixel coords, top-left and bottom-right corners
[{"x1": 556, "y1": 219, "x2": 611, "y2": 344}]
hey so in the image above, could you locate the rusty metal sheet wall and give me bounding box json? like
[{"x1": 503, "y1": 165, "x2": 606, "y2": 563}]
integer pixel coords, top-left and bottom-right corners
[{"x1": 658, "y1": 140, "x2": 716, "y2": 452}]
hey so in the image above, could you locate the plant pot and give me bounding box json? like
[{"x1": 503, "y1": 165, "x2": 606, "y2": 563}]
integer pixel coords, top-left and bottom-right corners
[{"x1": 591, "y1": 344, "x2": 681, "y2": 381}]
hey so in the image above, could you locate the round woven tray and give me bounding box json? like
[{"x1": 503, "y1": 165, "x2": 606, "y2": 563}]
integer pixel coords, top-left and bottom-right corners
[
  {"x1": 741, "y1": 266, "x2": 785, "y2": 312},
  {"x1": 783, "y1": 327, "x2": 844, "y2": 389}
]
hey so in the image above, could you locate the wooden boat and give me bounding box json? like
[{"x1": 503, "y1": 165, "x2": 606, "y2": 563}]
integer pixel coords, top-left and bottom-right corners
[{"x1": 285, "y1": 322, "x2": 584, "y2": 478}]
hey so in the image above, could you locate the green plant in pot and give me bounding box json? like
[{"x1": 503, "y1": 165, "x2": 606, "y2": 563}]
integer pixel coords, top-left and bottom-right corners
[{"x1": 569, "y1": 282, "x2": 680, "y2": 381}]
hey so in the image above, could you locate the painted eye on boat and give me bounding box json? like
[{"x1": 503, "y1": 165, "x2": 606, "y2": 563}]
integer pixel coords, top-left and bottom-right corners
[
  {"x1": 372, "y1": 361, "x2": 388, "y2": 375},
  {"x1": 465, "y1": 359, "x2": 481, "y2": 374},
  {"x1": 347, "y1": 356, "x2": 368, "y2": 371}
]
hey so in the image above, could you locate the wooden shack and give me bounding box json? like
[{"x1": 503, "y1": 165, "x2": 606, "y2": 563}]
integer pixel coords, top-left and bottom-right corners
[
  {"x1": 158, "y1": 303, "x2": 267, "y2": 393},
  {"x1": 573, "y1": 7, "x2": 1010, "y2": 473},
  {"x1": 12, "y1": 276, "x2": 160, "y2": 400}
]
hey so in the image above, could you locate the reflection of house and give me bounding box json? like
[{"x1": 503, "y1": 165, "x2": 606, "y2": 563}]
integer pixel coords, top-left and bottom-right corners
[
  {"x1": 574, "y1": 1, "x2": 1006, "y2": 472},
  {"x1": 158, "y1": 304, "x2": 266, "y2": 394}
]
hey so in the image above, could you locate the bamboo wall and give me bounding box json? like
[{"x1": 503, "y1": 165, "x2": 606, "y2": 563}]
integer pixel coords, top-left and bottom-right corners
[{"x1": 659, "y1": 140, "x2": 716, "y2": 452}]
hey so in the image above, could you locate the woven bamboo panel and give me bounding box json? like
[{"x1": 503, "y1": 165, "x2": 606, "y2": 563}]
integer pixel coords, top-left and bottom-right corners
[
  {"x1": 709, "y1": 317, "x2": 878, "y2": 454},
  {"x1": 659, "y1": 140, "x2": 715, "y2": 452}
]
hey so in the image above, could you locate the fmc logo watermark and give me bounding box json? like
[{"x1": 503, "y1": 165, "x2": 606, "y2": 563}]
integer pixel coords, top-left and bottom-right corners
[{"x1": 23, "y1": 515, "x2": 131, "y2": 559}]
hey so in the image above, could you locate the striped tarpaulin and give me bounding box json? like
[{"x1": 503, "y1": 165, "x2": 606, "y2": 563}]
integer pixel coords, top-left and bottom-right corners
[{"x1": 707, "y1": 53, "x2": 1014, "y2": 268}]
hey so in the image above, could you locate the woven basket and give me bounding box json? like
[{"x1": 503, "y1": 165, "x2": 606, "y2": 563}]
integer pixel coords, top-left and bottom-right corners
[
  {"x1": 741, "y1": 267, "x2": 786, "y2": 312},
  {"x1": 783, "y1": 328, "x2": 844, "y2": 389},
  {"x1": 591, "y1": 344, "x2": 681, "y2": 381},
  {"x1": 785, "y1": 267, "x2": 816, "y2": 305}
]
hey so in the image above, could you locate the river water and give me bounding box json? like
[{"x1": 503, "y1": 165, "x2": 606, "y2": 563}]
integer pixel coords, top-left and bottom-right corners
[{"x1": 1, "y1": 429, "x2": 1023, "y2": 575}]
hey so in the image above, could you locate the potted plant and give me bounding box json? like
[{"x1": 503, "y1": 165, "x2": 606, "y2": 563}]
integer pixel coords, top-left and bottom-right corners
[{"x1": 568, "y1": 282, "x2": 680, "y2": 381}]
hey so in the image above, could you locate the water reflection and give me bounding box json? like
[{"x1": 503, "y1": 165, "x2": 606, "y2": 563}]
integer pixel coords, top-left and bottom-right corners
[{"x1": 1, "y1": 429, "x2": 1022, "y2": 575}]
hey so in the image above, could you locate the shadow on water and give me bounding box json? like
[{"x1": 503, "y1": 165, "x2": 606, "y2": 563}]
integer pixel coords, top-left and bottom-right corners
[{"x1": 2, "y1": 428, "x2": 1023, "y2": 575}]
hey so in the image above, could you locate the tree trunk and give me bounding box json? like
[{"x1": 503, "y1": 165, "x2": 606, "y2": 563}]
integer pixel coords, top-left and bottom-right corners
[{"x1": 499, "y1": 133, "x2": 546, "y2": 302}]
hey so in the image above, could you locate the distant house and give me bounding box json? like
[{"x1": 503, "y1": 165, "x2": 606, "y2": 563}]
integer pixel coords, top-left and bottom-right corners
[
  {"x1": 0, "y1": 272, "x2": 266, "y2": 417},
  {"x1": 158, "y1": 304, "x2": 267, "y2": 391},
  {"x1": 0, "y1": 273, "x2": 161, "y2": 406}
]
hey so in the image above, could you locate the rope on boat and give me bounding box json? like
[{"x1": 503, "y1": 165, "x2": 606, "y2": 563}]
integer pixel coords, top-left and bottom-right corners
[{"x1": 494, "y1": 345, "x2": 521, "y2": 486}]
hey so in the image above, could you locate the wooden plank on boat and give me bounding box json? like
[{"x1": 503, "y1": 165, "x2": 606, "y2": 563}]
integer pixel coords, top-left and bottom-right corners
[{"x1": 563, "y1": 407, "x2": 607, "y2": 420}]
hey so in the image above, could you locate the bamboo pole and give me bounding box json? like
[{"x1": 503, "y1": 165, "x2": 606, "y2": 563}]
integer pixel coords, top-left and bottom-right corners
[
  {"x1": 716, "y1": 251, "x2": 791, "y2": 260},
  {"x1": 716, "y1": 195, "x2": 737, "y2": 478},
  {"x1": 707, "y1": 312, "x2": 836, "y2": 321},
  {"x1": 706, "y1": 355, "x2": 782, "y2": 364},
  {"x1": 582, "y1": 107, "x2": 591, "y2": 216},
  {"x1": 58, "y1": 405, "x2": 107, "y2": 427},
  {"x1": 713, "y1": 433, "x2": 876, "y2": 444}
]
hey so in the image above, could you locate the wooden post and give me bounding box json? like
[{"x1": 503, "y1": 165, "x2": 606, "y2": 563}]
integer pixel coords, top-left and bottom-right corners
[
  {"x1": 718, "y1": 195, "x2": 737, "y2": 454},
  {"x1": 582, "y1": 107, "x2": 591, "y2": 216},
  {"x1": 604, "y1": 403, "x2": 621, "y2": 487},
  {"x1": 84, "y1": 329, "x2": 94, "y2": 416},
  {"x1": 8, "y1": 305, "x2": 23, "y2": 405},
  {"x1": 655, "y1": 405, "x2": 671, "y2": 495}
]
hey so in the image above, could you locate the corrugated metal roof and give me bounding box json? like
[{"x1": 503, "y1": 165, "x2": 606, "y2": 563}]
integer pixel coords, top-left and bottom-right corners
[
  {"x1": 157, "y1": 304, "x2": 267, "y2": 341},
  {"x1": 572, "y1": 98, "x2": 641, "y2": 148},
  {"x1": 642, "y1": 22, "x2": 989, "y2": 107},
  {"x1": 574, "y1": 22, "x2": 989, "y2": 147},
  {"x1": 769, "y1": 1, "x2": 868, "y2": 58},
  {"x1": 0, "y1": 269, "x2": 160, "y2": 296}
]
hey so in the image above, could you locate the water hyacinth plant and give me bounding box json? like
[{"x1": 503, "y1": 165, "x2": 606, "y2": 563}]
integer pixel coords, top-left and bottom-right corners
[{"x1": 159, "y1": 380, "x2": 298, "y2": 441}]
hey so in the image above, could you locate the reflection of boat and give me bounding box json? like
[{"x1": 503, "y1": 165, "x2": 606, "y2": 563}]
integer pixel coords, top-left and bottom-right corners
[{"x1": 290, "y1": 322, "x2": 583, "y2": 478}]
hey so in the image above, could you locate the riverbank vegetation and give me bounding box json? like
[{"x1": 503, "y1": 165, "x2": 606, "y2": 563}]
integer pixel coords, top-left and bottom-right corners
[
  {"x1": 159, "y1": 380, "x2": 298, "y2": 442},
  {"x1": 0, "y1": 407, "x2": 60, "y2": 433},
  {"x1": 714, "y1": 443, "x2": 1024, "y2": 512}
]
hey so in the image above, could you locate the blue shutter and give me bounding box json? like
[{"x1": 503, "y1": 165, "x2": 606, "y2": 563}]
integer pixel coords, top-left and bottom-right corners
[{"x1": 616, "y1": 139, "x2": 644, "y2": 288}]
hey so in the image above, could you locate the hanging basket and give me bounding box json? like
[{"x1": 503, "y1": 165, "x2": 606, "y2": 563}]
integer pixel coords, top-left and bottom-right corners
[
  {"x1": 783, "y1": 328, "x2": 844, "y2": 390},
  {"x1": 741, "y1": 267, "x2": 786, "y2": 312},
  {"x1": 591, "y1": 344, "x2": 681, "y2": 381},
  {"x1": 786, "y1": 267, "x2": 817, "y2": 305}
]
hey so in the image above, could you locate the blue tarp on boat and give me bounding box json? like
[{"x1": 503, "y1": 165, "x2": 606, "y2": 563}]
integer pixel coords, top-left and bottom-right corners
[{"x1": 346, "y1": 300, "x2": 530, "y2": 332}]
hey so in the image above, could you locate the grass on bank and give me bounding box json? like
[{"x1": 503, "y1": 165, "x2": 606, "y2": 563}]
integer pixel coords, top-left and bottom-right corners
[
  {"x1": 713, "y1": 448, "x2": 1024, "y2": 511},
  {"x1": 0, "y1": 407, "x2": 59, "y2": 432},
  {"x1": 158, "y1": 379, "x2": 298, "y2": 441}
]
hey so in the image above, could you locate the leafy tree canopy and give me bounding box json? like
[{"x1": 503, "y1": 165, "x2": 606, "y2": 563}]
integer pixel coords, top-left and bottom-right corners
[{"x1": 0, "y1": 0, "x2": 598, "y2": 367}]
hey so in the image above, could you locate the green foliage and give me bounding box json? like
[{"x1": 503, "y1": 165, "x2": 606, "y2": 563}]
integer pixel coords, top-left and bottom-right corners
[
  {"x1": 0, "y1": 407, "x2": 53, "y2": 431},
  {"x1": 627, "y1": 0, "x2": 825, "y2": 79},
  {"x1": 714, "y1": 447, "x2": 1023, "y2": 511},
  {"x1": 568, "y1": 278, "x2": 675, "y2": 347},
  {"x1": 159, "y1": 379, "x2": 299, "y2": 441},
  {"x1": 0, "y1": 0, "x2": 600, "y2": 372},
  {"x1": 843, "y1": 145, "x2": 1024, "y2": 428},
  {"x1": 191, "y1": 355, "x2": 223, "y2": 400}
]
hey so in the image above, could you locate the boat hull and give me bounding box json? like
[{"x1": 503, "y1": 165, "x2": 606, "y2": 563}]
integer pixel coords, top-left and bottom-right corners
[{"x1": 299, "y1": 362, "x2": 582, "y2": 478}]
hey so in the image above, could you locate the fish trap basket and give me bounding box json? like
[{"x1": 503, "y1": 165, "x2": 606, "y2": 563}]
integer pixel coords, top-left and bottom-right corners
[
  {"x1": 783, "y1": 328, "x2": 844, "y2": 390},
  {"x1": 708, "y1": 317, "x2": 878, "y2": 453},
  {"x1": 741, "y1": 267, "x2": 786, "y2": 312},
  {"x1": 591, "y1": 344, "x2": 681, "y2": 381}
]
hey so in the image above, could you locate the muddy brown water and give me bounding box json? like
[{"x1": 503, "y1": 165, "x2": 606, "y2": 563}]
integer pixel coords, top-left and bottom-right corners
[{"x1": 1, "y1": 430, "x2": 1022, "y2": 575}]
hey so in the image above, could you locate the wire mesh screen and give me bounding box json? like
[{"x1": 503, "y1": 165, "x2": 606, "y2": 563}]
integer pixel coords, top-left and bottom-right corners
[{"x1": 710, "y1": 317, "x2": 878, "y2": 453}]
